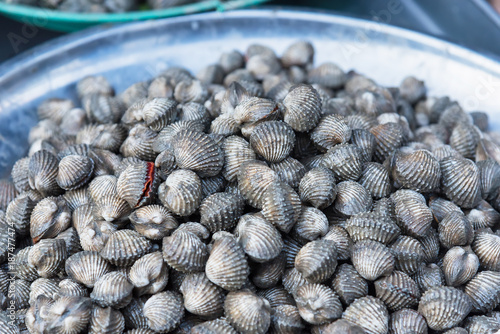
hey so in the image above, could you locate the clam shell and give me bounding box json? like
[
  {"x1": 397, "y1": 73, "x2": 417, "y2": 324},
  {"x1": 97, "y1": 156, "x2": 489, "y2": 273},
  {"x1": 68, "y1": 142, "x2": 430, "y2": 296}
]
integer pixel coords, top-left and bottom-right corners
[
  {"x1": 428, "y1": 197, "x2": 462, "y2": 223},
  {"x1": 175, "y1": 222, "x2": 210, "y2": 240},
  {"x1": 65, "y1": 251, "x2": 112, "y2": 288},
  {"x1": 346, "y1": 211, "x2": 401, "y2": 245},
  {"x1": 370, "y1": 123, "x2": 405, "y2": 163},
  {"x1": 12, "y1": 246, "x2": 39, "y2": 281},
  {"x1": 334, "y1": 181, "x2": 372, "y2": 217},
  {"x1": 321, "y1": 143, "x2": 363, "y2": 182},
  {"x1": 56, "y1": 227, "x2": 82, "y2": 257},
  {"x1": 206, "y1": 232, "x2": 250, "y2": 291},
  {"x1": 153, "y1": 120, "x2": 205, "y2": 153},
  {"x1": 171, "y1": 129, "x2": 224, "y2": 177},
  {"x1": 308, "y1": 62, "x2": 346, "y2": 89},
  {"x1": 270, "y1": 304, "x2": 304, "y2": 334},
  {"x1": 389, "y1": 308, "x2": 428, "y2": 334},
  {"x1": 12, "y1": 157, "x2": 31, "y2": 193},
  {"x1": 468, "y1": 200, "x2": 500, "y2": 229},
  {"x1": 432, "y1": 144, "x2": 460, "y2": 161},
  {"x1": 174, "y1": 79, "x2": 209, "y2": 104},
  {"x1": 261, "y1": 180, "x2": 302, "y2": 233},
  {"x1": 159, "y1": 169, "x2": 202, "y2": 216},
  {"x1": 476, "y1": 159, "x2": 500, "y2": 201},
  {"x1": 129, "y1": 204, "x2": 178, "y2": 240},
  {"x1": 6, "y1": 193, "x2": 36, "y2": 235},
  {"x1": 374, "y1": 270, "x2": 420, "y2": 311},
  {"x1": 270, "y1": 157, "x2": 306, "y2": 189},
  {"x1": 155, "y1": 148, "x2": 176, "y2": 179},
  {"x1": 28, "y1": 238, "x2": 67, "y2": 278},
  {"x1": 89, "y1": 305, "x2": 125, "y2": 334},
  {"x1": 440, "y1": 156, "x2": 481, "y2": 209},
  {"x1": 79, "y1": 220, "x2": 117, "y2": 252},
  {"x1": 143, "y1": 291, "x2": 184, "y2": 333},
  {"x1": 224, "y1": 289, "x2": 272, "y2": 334},
  {"x1": 99, "y1": 229, "x2": 152, "y2": 266},
  {"x1": 37, "y1": 98, "x2": 74, "y2": 124},
  {"x1": 8, "y1": 279, "x2": 30, "y2": 310},
  {"x1": 142, "y1": 98, "x2": 178, "y2": 131},
  {"x1": 201, "y1": 175, "x2": 226, "y2": 198},
  {"x1": 93, "y1": 194, "x2": 131, "y2": 222},
  {"x1": 120, "y1": 124, "x2": 157, "y2": 161},
  {"x1": 200, "y1": 192, "x2": 245, "y2": 233},
  {"x1": 464, "y1": 270, "x2": 500, "y2": 313},
  {"x1": 63, "y1": 188, "x2": 90, "y2": 211},
  {"x1": 295, "y1": 283, "x2": 342, "y2": 325},
  {"x1": 180, "y1": 272, "x2": 224, "y2": 318},
  {"x1": 117, "y1": 161, "x2": 159, "y2": 209},
  {"x1": 162, "y1": 230, "x2": 208, "y2": 273},
  {"x1": 28, "y1": 150, "x2": 62, "y2": 196},
  {"x1": 465, "y1": 315, "x2": 500, "y2": 334},
  {"x1": 83, "y1": 93, "x2": 123, "y2": 124},
  {"x1": 77, "y1": 75, "x2": 114, "y2": 98},
  {"x1": 249, "y1": 121, "x2": 295, "y2": 163},
  {"x1": 310, "y1": 114, "x2": 351, "y2": 152},
  {"x1": 347, "y1": 114, "x2": 378, "y2": 130},
  {"x1": 283, "y1": 235, "x2": 305, "y2": 268},
  {"x1": 414, "y1": 263, "x2": 444, "y2": 293},
  {"x1": 76, "y1": 123, "x2": 127, "y2": 152},
  {"x1": 293, "y1": 207, "x2": 329, "y2": 241},
  {"x1": 394, "y1": 196, "x2": 432, "y2": 238},
  {"x1": 251, "y1": 252, "x2": 286, "y2": 289},
  {"x1": 219, "y1": 50, "x2": 244, "y2": 74},
  {"x1": 45, "y1": 296, "x2": 92, "y2": 334},
  {"x1": 438, "y1": 211, "x2": 474, "y2": 248},
  {"x1": 343, "y1": 296, "x2": 389, "y2": 334},
  {"x1": 222, "y1": 136, "x2": 256, "y2": 182},
  {"x1": 355, "y1": 87, "x2": 396, "y2": 115},
  {"x1": 313, "y1": 319, "x2": 366, "y2": 334},
  {"x1": 419, "y1": 228, "x2": 440, "y2": 263},
  {"x1": 29, "y1": 278, "x2": 60, "y2": 304},
  {"x1": 30, "y1": 196, "x2": 71, "y2": 243},
  {"x1": 399, "y1": 76, "x2": 426, "y2": 103},
  {"x1": 257, "y1": 286, "x2": 295, "y2": 308},
  {"x1": 246, "y1": 53, "x2": 281, "y2": 80},
  {"x1": 233, "y1": 96, "x2": 279, "y2": 124},
  {"x1": 472, "y1": 231, "x2": 500, "y2": 271},
  {"x1": 197, "y1": 64, "x2": 225, "y2": 85},
  {"x1": 281, "y1": 40, "x2": 314, "y2": 67},
  {"x1": 332, "y1": 263, "x2": 368, "y2": 305},
  {"x1": 129, "y1": 251, "x2": 168, "y2": 296},
  {"x1": 418, "y1": 286, "x2": 472, "y2": 331},
  {"x1": 295, "y1": 239, "x2": 337, "y2": 283},
  {"x1": 449, "y1": 123, "x2": 480, "y2": 159},
  {"x1": 351, "y1": 240, "x2": 394, "y2": 281},
  {"x1": 121, "y1": 296, "x2": 148, "y2": 330},
  {"x1": 391, "y1": 149, "x2": 441, "y2": 192},
  {"x1": 390, "y1": 235, "x2": 425, "y2": 276},
  {"x1": 358, "y1": 162, "x2": 393, "y2": 199},
  {"x1": 283, "y1": 268, "x2": 309, "y2": 295},
  {"x1": 282, "y1": 84, "x2": 322, "y2": 132},
  {"x1": 299, "y1": 167, "x2": 337, "y2": 209},
  {"x1": 301, "y1": 154, "x2": 325, "y2": 170},
  {"x1": 442, "y1": 246, "x2": 479, "y2": 287},
  {"x1": 191, "y1": 319, "x2": 238, "y2": 334},
  {"x1": 90, "y1": 271, "x2": 133, "y2": 308},
  {"x1": 56, "y1": 279, "x2": 89, "y2": 298},
  {"x1": 322, "y1": 225, "x2": 353, "y2": 261},
  {"x1": 236, "y1": 214, "x2": 283, "y2": 263}
]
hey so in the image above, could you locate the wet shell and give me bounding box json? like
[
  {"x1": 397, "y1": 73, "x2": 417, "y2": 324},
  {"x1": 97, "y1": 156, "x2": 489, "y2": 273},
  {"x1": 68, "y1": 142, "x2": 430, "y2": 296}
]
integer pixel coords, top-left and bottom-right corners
[
  {"x1": 465, "y1": 315, "x2": 500, "y2": 334},
  {"x1": 468, "y1": 200, "x2": 500, "y2": 230},
  {"x1": 394, "y1": 197, "x2": 432, "y2": 238},
  {"x1": 370, "y1": 123, "x2": 405, "y2": 163},
  {"x1": 440, "y1": 156, "x2": 481, "y2": 209},
  {"x1": 299, "y1": 167, "x2": 337, "y2": 209},
  {"x1": 332, "y1": 263, "x2": 368, "y2": 305},
  {"x1": 310, "y1": 114, "x2": 351, "y2": 152},
  {"x1": 308, "y1": 62, "x2": 346, "y2": 89},
  {"x1": 251, "y1": 252, "x2": 286, "y2": 288},
  {"x1": 12, "y1": 246, "x2": 39, "y2": 281},
  {"x1": 180, "y1": 272, "x2": 224, "y2": 318},
  {"x1": 56, "y1": 227, "x2": 83, "y2": 256},
  {"x1": 418, "y1": 286, "x2": 472, "y2": 331},
  {"x1": 162, "y1": 230, "x2": 208, "y2": 273},
  {"x1": 464, "y1": 270, "x2": 500, "y2": 313},
  {"x1": 30, "y1": 196, "x2": 71, "y2": 243},
  {"x1": 351, "y1": 129, "x2": 376, "y2": 164},
  {"x1": 121, "y1": 296, "x2": 148, "y2": 330},
  {"x1": 77, "y1": 75, "x2": 114, "y2": 98},
  {"x1": 438, "y1": 211, "x2": 474, "y2": 248},
  {"x1": 389, "y1": 308, "x2": 428, "y2": 334},
  {"x1": 246, "y1": 53, "x2": 281, "y2": 80},
  {"x1": 343, "y1": 296, "x2": 389, "y2": 334},
  {"x1": 233, "y1": 96, "x2": 279, "y2": 124},
  {"x1": 174, "y1": 79, "x2": 209, "y2": 104},
  {"x1": 155, "y1": 148, "x2": 176, "y2": 179},
  {"x1": 257, "y1": 286, "x2": 295, "y2": 308},
  {"x1": 476, "y1": 159, "x2": 500, "y2": 201},
  {"x1": 153, "y1": 120, "x2": 205, "y2": 153},
  {"x1": 334, "y1": 181, "x2": 372, "y2": 217},
  {"x1": 433, "y1": 144, "x2": 461, "y2": 161},
  {"x1": 90, "y1": 271, "x2": 133, "y2": 308},
  {"x1": 449, "y1": 123, "x2": 480, "y2": 159},
  {"x1": 224, "y1": 289, "x2": 272, "y2": 334},
  {"x1": 89, "y1": 305, "x2": 125, "y2": 334},
  {"x1": 313, "y1": 319, "x2": 366, "y2": 334},
  {"x1": 414, "y1": 263, "x2": 444, "y2": 293},
  {"x1": 120, "y1": 124, "x2": 157, "y2": 161},
  {"x1": 294, "y1": 283, "x2": 342, "y2": 325},
  {"x1": 358, "y1": 162, "x2": 393, "y2": 199},
  {"x1": 283, "y1": 235, "x2": 305, "y2": 268},
  {"x1": 293, "y1": 207, "x2": 329, "y2": 241},
  {"x1": 249, "y1": 121, "x2": 295, "y2": 163},
  {"x1": 191, "y1": 318, "x2": 238, "y2": 334},
  {"x1": 428, "y1": 197, "x2": 462, "y2": 223},
  {"x1": 206, "y1": 232, "x2": 250, "y2": 291},
  {"x1": 63, "y1": 188, "x2": 90, "y2": 211},
  {"x1": 65, "y1": 251, "x2": 112, "y2": 288},
  {"x1": 346, "y1": 211, "x2": 401, "y2": 245},
  {"x1": 79, "y1": 220, "x2": 117, "y2": 252},
  {"x1": 270, "y1": 304, "x2": 304, "y2": 334},
  {"x1": 6, "y1": 193, "x2": 36, "y2": 235},
  {"x1": 222, "y1": 136, "x2": 256, "y2": 182},
  {"x1": 281, "y1": 40, "x2": 314, "y2": 67},
  {"x1": 158, "y1": 169, "x2": 202, "y2": 216},
  {"x1": 57, "y1": 279, "x2": 89, "y2": 298},
  {"x1": 37, "y1": 98, "x2": 75, "y2": 124},
  {"x1": 28, "y1": 150, "x2": 62, "y2": 196},
  {"x1": 117, "y1": 161, "x2": 159, "y2": 208},
  {"x1": 282, "y1": 84, "x2": 321, "y2": 132},
  {"x1": 236, "y1": 214, "x2": 283, "y2": 263},
  {"x1": 200, "y1": 174, "x2": 226, "y2": 198},
  {"x1": 99, "y1": 229, "x2": 153, "y2": 266},
  {"x1": 390, "y1": 149, "x2": 441, "y2": 193},
  {"x1": 83, "y1": 93, "x2": 123, "y2": 124},
  {"x1": 143, "y1": 291, "x2": 184, "y2": 333},
  {"x1": 270, "y1": 157, "x2": 306, "y2": 189},
  {"x1": 29, "y1": 278, "x2": 60, "y2": 304},
  {"x1": 261, "y1": 180, "x2": 302, "y2": 233},
  {"x1": 129, "y1": 204, "x2": 178, "y2": 240},
  {"x1": 442, "y1": 246, "x2": 479, "y2": 287},
  {"x1": 374, "y1": 270, "x2": 420, "y2": 311},
  {"x1": 12, "y1": 157, "x2": 31, "y2": 193},
  {"x1": 295, "y1": 239, "x2": 337, "y2": 283},
  {"x1": 200, "y1": 192, "x2": 245, "y2": 233},
  {"x1": 351, "y1": 240, "x2": 394, "y2": 281},
  {"x1": 171, "y1": 129, "x2": 224, "y2": 177},
  {"x1": 390, "y1": 235, "x2": 425, "y2": 276},
  {"x1": 28, "y1": 238, "x2": 67, "y2": 278},
  {"x1": 128, "y1": 251, "x2": 168, "y2": 296},
  {"x1": 321, "y1": 144, "x2": 363, "y2": 182},
  {"x1": 472, "y1": 231, "x2": 500, "y2": 271},
  {"x1": 142, "y1": 98, "x2": 178, "y2": 131},
  {"x1": 419, "y1": 227, "x2": 440, "y2": 263},
  {"x1": 45, "y1": 296, "x2": 92, "y2": 334},
  {"x1": 93, "y1": 194, "x2": 131, "y2": 222},
  {"x1": 76, "y1": 123, "x2": 127, "y2": 153},
  {"x1": 219, "y1": 50, "x2": 244, "y2": 74}
]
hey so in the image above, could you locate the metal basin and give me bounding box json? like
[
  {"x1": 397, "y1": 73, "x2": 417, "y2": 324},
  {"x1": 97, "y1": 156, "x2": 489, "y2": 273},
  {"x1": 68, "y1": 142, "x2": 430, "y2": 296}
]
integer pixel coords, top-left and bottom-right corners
[{"x1": 0, "y1": 9, "x2": 500, "y2": 175}]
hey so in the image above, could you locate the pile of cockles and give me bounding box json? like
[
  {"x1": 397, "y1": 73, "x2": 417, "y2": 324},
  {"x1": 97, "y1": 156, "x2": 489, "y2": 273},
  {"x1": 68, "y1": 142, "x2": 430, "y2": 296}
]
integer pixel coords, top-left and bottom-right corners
[{"x1": 1, "y1": 40, "x2": 500, "y2": 334}]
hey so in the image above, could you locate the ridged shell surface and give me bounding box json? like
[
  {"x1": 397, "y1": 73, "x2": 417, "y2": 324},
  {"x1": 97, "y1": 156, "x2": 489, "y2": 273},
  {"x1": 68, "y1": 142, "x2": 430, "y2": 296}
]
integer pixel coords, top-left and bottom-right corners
[
  {"x1": 283, "y1": 84, "x2": 322, "y2": 132},
  {"x1": 180, "y1": 272, "x2": 224, "y2": 318},
  {"x1": 351, "y1": 240, "x2": 394, "y2": 281},
  {"x1": 99, "y1": 229, "x2": 152, "y2": 266},
  {"x1": 295, "y1": 283, "x2": 343, "y2": 325},
  {"x1": 334, "y1": 181, "x2": 372, "y2": 217},
  {"x1": 391, "y1": 149, "x2": 441, "y2": 192},
  {"x1": 236, "y1": 214, "x2": 283, "y2": 263},
  {"x1": 310, "y1": 114, "x2": 351, "y2": 151},
  {"x1": 143, "y1": 291, "x2": 184, "y2": 333},
  {"x1": 162, "y1": 230, "x2": 208, "y2": 273},
  {"x1": 158, "y1": 169, "x2": 202, "y2": 216},
  {"x1": 90, "y1": 271, "x2": 134, "y2": 308},
  {"x1": 224, "y1": 289, "x2": 272, "y2": 334},
  {"x1": 295, "y1": 239, "x2": 337, "y2": 283},
  {"x1": 261, "y1": 180, "x2": 302, "y2": 233},
  {"x1": 440, "y1": 156, "x2": 481, "y2": 209},
  {"x1": 299, "y1": 167, "x2": 337, "y2": 209},
  {"x1": 249, "y1": 121, "x2": 295, "y2": 163},
  {"x1": 200, "y1": 192, "x2": 245, "y2": 233},
  {"x1": 374, "y1": 270, "x2": 420, "y2": 311},
  {"x1": 332, "y1": 263, "x2": 369, "y2": 305},
  {"x1": 342, "y1": 296, "x2": 389, "y2": 334}
]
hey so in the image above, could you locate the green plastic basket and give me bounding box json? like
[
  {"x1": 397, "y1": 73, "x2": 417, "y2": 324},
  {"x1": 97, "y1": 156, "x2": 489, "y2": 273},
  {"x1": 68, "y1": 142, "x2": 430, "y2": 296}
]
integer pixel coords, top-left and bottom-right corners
[{"x1": 0, "y1": 0, "x2": 269, "y2": 32}]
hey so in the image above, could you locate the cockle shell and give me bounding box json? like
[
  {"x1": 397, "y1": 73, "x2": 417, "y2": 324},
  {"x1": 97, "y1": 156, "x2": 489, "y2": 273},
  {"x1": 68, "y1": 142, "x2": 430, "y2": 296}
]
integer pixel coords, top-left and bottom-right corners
[
  {"x1": 332, "y1": 263, "x2": 368, "y2": 305},
  {"x1": 224, "y1": 289, "x2": 272, "y2": 334},
  {"x1": 90, "y1": 271, "x2": 133, "y2": 308},
  {"x1": 250, "y1": 121, "x2": 295, "y2": 163},
  {"x1": 390, "y1": 235, "x2": 425, "y2": 276},
  {"x1": 180, "y1": 272, "x2": 224, "y2": 318},
  {"x1": 158, "y1": 169, "x2": 202, "y2": 216},
  {"x1": 389, "y1": 308, "x2": 428, "y2": 334},
  {"x1": 99, "y1": 229, "x2": 152, "y2": 266},
  {"x1": 200, "y1": 192, "x2": 245, "y2": 233},
  {"x1": 28, "y1": 150, "x2": 62, "y2": 196},
  {"x1": 65, "y1": 251, "x2": 112, "y2": 288},
  {"x1": 374, "y1": 270, "x2": 420, "y2": 311},
  {"x1": 464, "y1": 270, "x2": 500, "y2": 313},
  {"x1": 222, "y1": 135, "x2": 256, "y2": 182},
  {"x1": 310, "y1": 114, "x2": 351, "y2": 152},
  {"x1": 295, "y1": 283, "x2": 343, "y2": 325},
  {"x1": 342, "y1": 296, "x2": 389, "y2": 334},
  {"x1": 334, "y1": 181, "x2": 372, "y2": 217},
  {"x1": 358, "y1": 162, "x2": 393, "y2": 199},
  {"x1": 236, "y1": 214, "x2": 283, "y2": 263},
  {"x1": 129, "y1": 204, "x2": 178, "y2": 240},
  {"x1": 472, "y1": 231, "x2": 500, "y2": 271},
  {"x1": 129, "y1": 251, "x2": 168, "y2": 296},
  {"x1": 162, "y1": 230, "x2": 208, "y2": 273},
  {"x1": 295, "y1": 239, "x2": 337, "y2": 283},
  {"x1": 28, "y1": 238, "x2": 67, "y2": 278},
  {"x1": 282, "y1": 83, "x2": 322, "y2": 132},
  {"x1": 351, "y1": 240, "x2": 394, "y2": 281},
  {"x1": 321, "y1": 143, "x2": 363, "y2": 182},
  {"x1": 442, "y1": 246, "x2": 479, "y2": 287},
  {"x1": 88, "y1": 305, "x2": 125, "y2": 334},
  {"x1": 440, "y1": 156, "x2": 481, "y2": 209},
  {"x1": 261, "y1": 180, "x2": 302, "y2": 233},
  {"x1": 143, "y1": 291, "x2": 184, "y2": 333}
]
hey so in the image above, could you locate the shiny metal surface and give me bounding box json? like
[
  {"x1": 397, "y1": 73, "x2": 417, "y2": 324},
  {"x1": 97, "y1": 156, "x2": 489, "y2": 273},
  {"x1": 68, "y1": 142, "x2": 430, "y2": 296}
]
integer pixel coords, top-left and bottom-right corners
[{"x1": 0, "y1": 9, "x2": 500, "y2": 175}]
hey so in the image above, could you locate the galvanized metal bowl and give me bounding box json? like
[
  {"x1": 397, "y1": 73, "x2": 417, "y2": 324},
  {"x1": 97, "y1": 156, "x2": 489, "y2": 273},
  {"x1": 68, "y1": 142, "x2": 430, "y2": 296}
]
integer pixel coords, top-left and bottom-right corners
[{"x1": 0, "y1": 9, "x2": 499, "y2": 176}]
